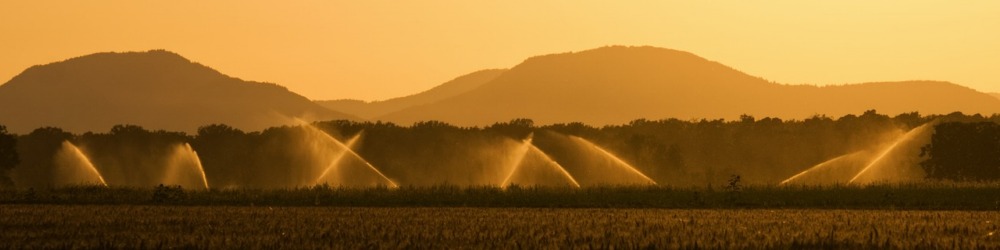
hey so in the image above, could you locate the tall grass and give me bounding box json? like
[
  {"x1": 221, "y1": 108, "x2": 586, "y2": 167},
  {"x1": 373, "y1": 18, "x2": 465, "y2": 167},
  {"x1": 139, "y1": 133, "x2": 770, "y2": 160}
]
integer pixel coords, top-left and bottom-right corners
[{"x1": 2, "y1": 182, "x2": 999, "y2": 209}]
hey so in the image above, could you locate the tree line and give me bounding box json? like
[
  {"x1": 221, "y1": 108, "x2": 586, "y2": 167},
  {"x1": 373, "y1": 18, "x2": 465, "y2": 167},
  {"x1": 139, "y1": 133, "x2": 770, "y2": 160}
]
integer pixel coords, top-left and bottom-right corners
[{"x1": 1, "y1": 111, "x2": 999, "y2": 189}]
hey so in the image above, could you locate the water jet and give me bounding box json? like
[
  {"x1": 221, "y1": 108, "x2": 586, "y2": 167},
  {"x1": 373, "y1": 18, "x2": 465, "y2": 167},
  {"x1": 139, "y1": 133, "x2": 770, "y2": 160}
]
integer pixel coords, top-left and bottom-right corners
[
  {"x1": 313, "y1": 133, "x2": 363, "y2": 185},
  {"x1": 779, "y1": 151, "x2": 869, "y2": 185},
  {"x1": 568, "y1": 135, "x2": 658, "y2": 185},
  {"x1": 298, "y1": 124, "x2": 398, "y2": 188},
  {"x1": 53, "y1": 141, "x2": 108, "y2": 187},
  {"x1": 163, "y1": 143, "x2": 210, "y2": 190},
  {"x1": 500, "y1": 134, "x2": 581, "y2": 188},
  {"x1": 848, "y1": 123, "x2": 935, "y2": 184}
]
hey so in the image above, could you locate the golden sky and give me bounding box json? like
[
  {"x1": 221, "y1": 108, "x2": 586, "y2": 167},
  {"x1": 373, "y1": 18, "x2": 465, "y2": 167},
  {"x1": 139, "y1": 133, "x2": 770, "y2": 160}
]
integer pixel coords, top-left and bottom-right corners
[{"x1": 2, "y1": 1, "x2": 998, "y2": 101}]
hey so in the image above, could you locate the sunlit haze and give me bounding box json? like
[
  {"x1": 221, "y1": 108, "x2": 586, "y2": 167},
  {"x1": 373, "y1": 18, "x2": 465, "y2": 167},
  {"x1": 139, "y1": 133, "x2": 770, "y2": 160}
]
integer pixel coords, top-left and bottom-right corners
[
  {"x1": 5, "y1": 2, "x2": 1000, "y2": 248},
  {"x1": 2, "y1": 1, "x2": 998, "y2": 101}
]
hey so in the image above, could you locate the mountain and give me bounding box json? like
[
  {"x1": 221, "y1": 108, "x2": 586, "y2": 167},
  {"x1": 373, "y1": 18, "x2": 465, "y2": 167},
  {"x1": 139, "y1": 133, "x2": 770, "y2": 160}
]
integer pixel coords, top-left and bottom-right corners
[
  {"x1": 991, "y1": 93, "x2": 1000, "y2": 101},
  {"x1": 380, "y1": 46, "x2": 1000, "y2": 126},
  {"x1": 316, "y1": 69, "x2": 506, "y2": 119},
  {"x1": 0, "y1": 50, "x2": 356, "y2": 134}
]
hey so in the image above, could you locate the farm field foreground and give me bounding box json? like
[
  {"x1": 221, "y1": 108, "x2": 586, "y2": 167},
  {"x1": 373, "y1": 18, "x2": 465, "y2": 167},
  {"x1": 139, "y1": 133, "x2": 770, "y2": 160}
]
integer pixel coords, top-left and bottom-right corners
[{"x1": 1, "y1": 206, "x2": 998, "y2": 249}]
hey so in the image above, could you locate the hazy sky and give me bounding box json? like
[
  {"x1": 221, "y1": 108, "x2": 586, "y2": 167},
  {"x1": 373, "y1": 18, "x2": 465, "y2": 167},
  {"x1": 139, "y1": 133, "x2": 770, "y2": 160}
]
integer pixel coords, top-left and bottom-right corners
[{"x1": 2, "y1": 1, "x2": 998, "y2": 101}]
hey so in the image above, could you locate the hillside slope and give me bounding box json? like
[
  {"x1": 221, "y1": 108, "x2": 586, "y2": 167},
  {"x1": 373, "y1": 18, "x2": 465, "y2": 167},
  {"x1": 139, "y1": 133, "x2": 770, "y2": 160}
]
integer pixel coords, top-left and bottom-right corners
[
  {"x1": 0, "y1": 50, "x2": 356, "y2": 133},
  {"x1": 380, "y1": 46, "x2": 1000, "y2": 126},
  {"x1": 316, "y1": 69, "x2": 506, "y2": 119}
]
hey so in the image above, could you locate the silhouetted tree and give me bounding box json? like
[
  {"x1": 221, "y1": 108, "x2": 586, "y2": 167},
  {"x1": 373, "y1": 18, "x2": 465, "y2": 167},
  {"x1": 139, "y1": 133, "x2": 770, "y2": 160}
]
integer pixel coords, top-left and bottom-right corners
[
  {"x1": 921, "y1": 122, "x2": 1000, "y2": 181},
  {"x1": 894, "y1": 112, "x2": 926, "y2": 128},
  {"x1": 0, "y1": 125, "x2": 19, "y2": 188},
  {"x1": 11, "y1": 127, "x2": 73, "y2": 188},
  {"x1": 7, "y1": 111, "x2": 999, "y2": 188},
  {"x1": 192, "y1": 124, "x2": 253, "y2": 187},
  {"x1": 79, "y1": 125, "x2": 189, "y2": 186},
  {"x1": 486, "y1": 119, "x2": 535, "y2": 139}
]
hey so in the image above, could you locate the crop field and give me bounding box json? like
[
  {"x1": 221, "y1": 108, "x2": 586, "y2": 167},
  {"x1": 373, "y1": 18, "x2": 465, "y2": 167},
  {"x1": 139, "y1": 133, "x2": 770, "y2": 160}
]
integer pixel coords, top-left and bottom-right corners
[
  {"x1": 4, "y1": 184, "x2": 1000, "y2": 210},
  {"x1": 1, "y1": 206, "x2": 998, "y2": 249}
]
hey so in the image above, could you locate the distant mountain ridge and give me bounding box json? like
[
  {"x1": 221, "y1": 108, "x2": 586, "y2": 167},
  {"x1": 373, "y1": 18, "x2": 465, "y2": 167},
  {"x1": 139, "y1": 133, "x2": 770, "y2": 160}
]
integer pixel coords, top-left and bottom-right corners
[
  {"x1": 991, "y1": 92, "x2": 1000, "y2": 101},
  {"x1": 316, "y1": 69, "x2": 506, "y2": 119},
  {"x1": 378, "y1": 46, "x2": 1000, "y2": 126},
  {"x1": 3, "y1": 47, "x2": 998, "y2": 132},
  {"x1": 0, "y1": 50, "x2": 355, "y2": 134}
]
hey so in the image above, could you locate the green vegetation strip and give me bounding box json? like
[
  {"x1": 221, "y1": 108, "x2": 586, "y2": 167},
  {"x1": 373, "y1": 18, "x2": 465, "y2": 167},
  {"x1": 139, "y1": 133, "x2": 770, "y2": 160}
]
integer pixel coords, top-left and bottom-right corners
[{"x1": 2, "y1": 183, "x2": 1000, "y2": 210}]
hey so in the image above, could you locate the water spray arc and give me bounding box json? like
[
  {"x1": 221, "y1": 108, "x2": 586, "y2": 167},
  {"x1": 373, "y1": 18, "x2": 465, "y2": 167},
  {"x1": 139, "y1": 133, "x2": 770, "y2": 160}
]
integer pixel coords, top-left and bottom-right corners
[
  {"x1": 500, "y1": 133, "x2": 581, "y2": 188},
  {"x1": 313, "y1": 133, "x2": 363, "y2": 185},
  {"x1": 779, "y1": 151, "x2": 865, "y2": 185},
  {"x1": 299, "y1": 124, "x2": 398, "y2": 188},
  {"x1": 163, "y1": 143, "x2": 210, "y2": 190},
  {"x1": 569, "y1": 136, "x2": 658, "y2": 185},
  {"x1": 499, "y1": 136, "x2": 533, "y2": 187},
  {"x1": 848, "y1": 123, "x2": 934, "y2": 184},
  {"x1": 185, "y1": 143, "x2": 211, "y2": 190},
  {"x1": 58, "y1": 141, "x2": 108, "y2": 187}
]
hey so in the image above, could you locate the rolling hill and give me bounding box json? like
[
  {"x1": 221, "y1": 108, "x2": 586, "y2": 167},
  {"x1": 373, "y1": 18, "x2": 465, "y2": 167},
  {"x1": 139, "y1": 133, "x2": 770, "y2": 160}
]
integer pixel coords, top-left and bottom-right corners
[
  {"x1": 3, "y1": 46, "x2": 997, "y2": 132},
  {"x1": 316, "y1": 69, "x2": 506, "y2": 119},
  {"x1": 0, "y1": 50, "x2": 356, "y2": 134},
  {"x1": 379, "y1": 46, "x2": 1000, "y2": 126}
]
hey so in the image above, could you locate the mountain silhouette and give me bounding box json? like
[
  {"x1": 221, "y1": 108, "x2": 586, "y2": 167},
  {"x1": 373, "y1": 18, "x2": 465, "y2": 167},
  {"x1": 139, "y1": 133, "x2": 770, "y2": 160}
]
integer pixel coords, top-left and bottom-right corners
[
  {"x1": 316, "y1": 69, "x2": 506, "y2": 119},
  {"x1": 0, "y1": 50, "x2": 355, "y2": 133},
  {"x1": 991, "y1": 93, "x2": 1000, "y2": 101},
  {"x1": 380, "y1": 46, "x2": 1000, "y2": 126},
  {"x1": 3, "y1": 47, "x2": 997, "y2": 132}
]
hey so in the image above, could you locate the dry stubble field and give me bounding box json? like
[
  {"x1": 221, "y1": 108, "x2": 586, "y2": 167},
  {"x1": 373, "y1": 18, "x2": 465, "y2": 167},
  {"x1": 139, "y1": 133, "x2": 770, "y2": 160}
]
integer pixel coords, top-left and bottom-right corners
[{"x1": 1, "y1": 205, "x2": 999, "y2": 249}]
